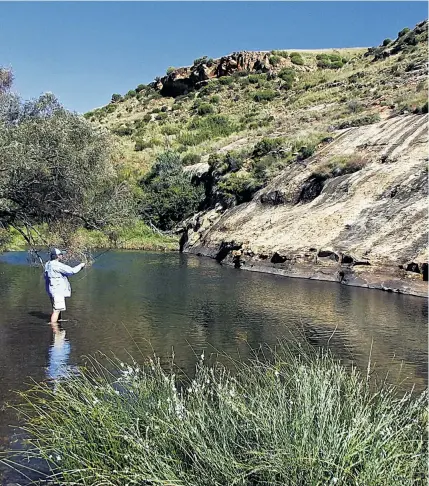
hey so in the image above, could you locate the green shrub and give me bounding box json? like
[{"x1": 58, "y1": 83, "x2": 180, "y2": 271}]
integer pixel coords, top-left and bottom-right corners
[
  {"x1": 312, "y1": 154, "x2": 367, "y2": 179},
  {"x1": 253, "y1": 137, "x2": 283, "y2": 157},
  {"x1": 166, "y1": 67, "x2": 176, "y2": 75},
  {"x1": 143, "y1": 114, "x2": 152, "y2": 122},
  {"x1": 382, "y1": 38, "x2": 392, "y2": 46},
  {"x1": 156, "y1": 112, "x2": 168, "y2": 121},
  {"x1": 316, "y1": 53, "x2": 346, "y2": 69},
  {"x1": 278, "y1": 68, "x2": 295, "y2": 89},
  {"x1": 298, "y1": 145, "x2": 315, "y2": 160},
  {"x1": 290, "y1": 53, "x2": 304, "y2": 66},
  {"x1": 219, "y1": 76, "x2": 234, "y2": 85},
  {"x1": 209, "y1": 95, "x2": 220, "y2": 104},
  {"x1": 253, "y1": 90, "x2": 277, "y2": 102},
  {"x1": 249, "y1": 73, "x2": 267, "y2": 84},
  {"x1": 125, "y1": 90, "x2": 137, "y2": 98},
  {"x1": 161, "y1": 124, "x2": 180, "y2": 135},
  {"x1": 182, "y1": 153, "x2": 202, "y2": 166},
  {"x1": 269, "y1": 55, "x2": 281, "y2": 66},
  {"x1": 398, "y1": 27, "x2": 410, "y2": 37},
  {"x1": 198, "y1": 81, "x2": 220, "y2": 96},
  {"x1": 336, "y1": 113, "x2": 381, "y2": 129},
  {"x1": 251, "y1": 154, "x2": 279, "y2": 181},
  {"x1": 113, "y1": 126, "x2": 133, "y2": 136},
  {"x1": 136, "y1": 84, "x2": 147, "y2": 93},
  {"x1": 139, "y1": 151, "x2": 205, "y2": 229},
  {"x1": 271, "y1": 50, "x2": 288, "y2": 58},
  {"x1": 218, "y1": 172, "x2": 260, "y2": 204},
  {"x1": 188, "y1": 114, "x2": 237, "y2": 138},
  {"x1": 134, "y1": 138, "x2": 162, "y2": 151},
  {"x1": 231, "y1": 70, "x2": 250, "y2": 78},
  {"x1": 111, "y1": 93, "x2": 122, "y2": 103},
  {"x1": 177, "y1": 131, "x2": 209, "y2": 147},
  {"x1": 197, "y1": 103, "x2": 215, "y2": 116},
  {"x1": 193, "y1": 56, "x2": 208, "y2": 66}
]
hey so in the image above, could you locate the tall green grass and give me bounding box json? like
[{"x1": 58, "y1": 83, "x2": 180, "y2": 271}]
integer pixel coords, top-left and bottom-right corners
[{"x1": 5, "y1": 344, "x2": 427, "y2": 485}]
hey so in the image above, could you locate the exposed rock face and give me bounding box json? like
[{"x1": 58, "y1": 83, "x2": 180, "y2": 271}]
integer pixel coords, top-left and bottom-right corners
[
  {"x1": 153, "y1": 51, "x2": 307, "y2": 97},
  {"x1": 182, "y1": 114, "x2": 429, "y2": 297}
]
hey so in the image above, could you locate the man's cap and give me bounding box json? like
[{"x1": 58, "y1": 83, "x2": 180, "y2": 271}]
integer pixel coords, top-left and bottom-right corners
[{"x1": 50, "y1": 248, "x2": 66, "y2": 258}]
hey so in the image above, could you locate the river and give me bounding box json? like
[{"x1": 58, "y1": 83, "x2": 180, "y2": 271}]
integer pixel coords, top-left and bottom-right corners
[{"x1": 0, "y1": 250, "x2": 427, "y2": 483}]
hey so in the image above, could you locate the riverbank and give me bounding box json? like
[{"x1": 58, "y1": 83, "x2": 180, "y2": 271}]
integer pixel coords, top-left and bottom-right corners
[
  {"x1": 186, "y1": 243, "x2": 428, "y2": 298},
  {"x1": 4, "y1": 344, "x2": 427, "y2": 486},
  {"x1": 2, "y1": 221, "x2": 179, "y2": 253}
]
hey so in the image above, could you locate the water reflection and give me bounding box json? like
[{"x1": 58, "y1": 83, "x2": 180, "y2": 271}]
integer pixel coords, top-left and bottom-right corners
[
  {"x1": 47, "y1": 323, "x2": 72, "y2": 382},
  {"x1": 0, "y1": 250, "x2": 427, "y2": 435}
]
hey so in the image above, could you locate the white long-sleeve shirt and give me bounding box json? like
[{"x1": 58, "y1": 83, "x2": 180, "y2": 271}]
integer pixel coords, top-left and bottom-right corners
[{"x1": 44, "y1": 260, "x2": 84, "y2": 298}]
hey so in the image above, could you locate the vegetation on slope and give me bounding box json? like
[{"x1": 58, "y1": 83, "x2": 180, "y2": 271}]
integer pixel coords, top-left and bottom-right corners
[
  {"x1": 1, "y1": 21, "x2": 427, "y2": 252},
  {"x1": 84, "y1": 20, "x2": 428, "y2": 230}
]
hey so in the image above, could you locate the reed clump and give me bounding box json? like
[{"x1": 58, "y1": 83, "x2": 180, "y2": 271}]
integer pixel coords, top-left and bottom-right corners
[{"x1": 5, "y1": 344, "x2": 427, "y2": 485}]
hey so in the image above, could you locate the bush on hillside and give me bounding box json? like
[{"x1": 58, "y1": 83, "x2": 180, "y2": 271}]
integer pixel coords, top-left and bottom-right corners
[
  {"x1": 248, "y1": 74, "x2": 267, "y2": 84},
  {"x1": 311, "y1": 154, "x2": 367, "y2": 180},
  {"x1": 113, "y1": 126, "x2": 133, "y2": 136},
  {"x1": 219, "y1": 76, "x2": 234, "y2": 86},
  {"x1": 155, "y1": 112, "x2": 168, "y2": 121},
  {"x1": 253, "y1": 137, "x2": 284, "y2": 157},
  {"x1": 139, "y1": 151, "x2": 205, "y2": 230},
  {"x1": 188, "y1": 114, "x2": 237, "y2": 139},
  {"x1": 136, "y1": 84, "x2": 147, "y2": 93},
  {"x1": 193, "y1": 56, "x2": 208, "y2": 67},
  {"x1": 166, "y1": 67, "x2": 176, "y2": 75},
  {"x1": 382, "y1": 38, "x2": 392, "y2": 46},
  {"x1": 253, "y1": 90, "x2": 277, "y2": 102},
  {"x1": 398, "y1": 27, "x2": 410, "y2": 37},
  {"x1": 182, "y1": 153, "x2": 202, "y2": 166},
  {"x1": 316, "y1": 53, "x2": 347, "y2": 69},
  {"x1": 271, "y1": 50, "x2": 288, "y2": 58},
  {"x1": 111, "y1": 93, "x2": 123, "y2": 103},
  {"x1": 218, "y1": 172, "x2": 261, "y2": 205},
  {"x1": 269, "y1": 55, "x2": 281, "y2": 66},
  {"x1": 134, "y1": 138, "x2": 162, "y2": 151},
  {"x1": 335, "y1": 113, "x2": 381, "y2": 129},
  {"x1": 160, "y1": 124, "x2": 180, "y2": 136},
  {"x1": 290, "y1": 52, "x2": 304, "y2": 66},
  {"x1": 278, "y1": 68, "x2": 295, "y2": 89},
  {"x1": 197, "y1": 103, "x2": 215, "y2": 116},
  {"x1": 125, "y1": 90, "x2": 137, "y2": 99}
]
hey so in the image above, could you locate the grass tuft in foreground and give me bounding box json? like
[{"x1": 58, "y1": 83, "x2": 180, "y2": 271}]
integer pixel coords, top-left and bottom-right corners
[{"x1": 6, "y1": 345, "x2": 428, "y2": 485}]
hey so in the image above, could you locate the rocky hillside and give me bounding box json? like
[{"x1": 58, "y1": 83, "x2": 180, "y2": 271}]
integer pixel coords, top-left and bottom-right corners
[
  {"x1": 86, "y1": 20, "x2": 428, "y2": 295},
  {"x1": 181, "y1": 114, "x2": 428, "y2": 296}
]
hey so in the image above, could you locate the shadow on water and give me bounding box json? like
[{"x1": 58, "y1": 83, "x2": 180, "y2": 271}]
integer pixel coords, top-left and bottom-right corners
[{"x1": 28, "y1": 311, "x2": 51, "y2": 321}]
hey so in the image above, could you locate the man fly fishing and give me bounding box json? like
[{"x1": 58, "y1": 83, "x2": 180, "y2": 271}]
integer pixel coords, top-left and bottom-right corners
[{"x1": 44, "y1": 249, "x2": 85, "y2": 324}]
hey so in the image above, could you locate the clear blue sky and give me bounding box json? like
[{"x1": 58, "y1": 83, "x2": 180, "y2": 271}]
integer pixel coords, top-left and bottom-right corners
[{"x1": 1, "y1": 2, "x2": 427, "y2": 113}]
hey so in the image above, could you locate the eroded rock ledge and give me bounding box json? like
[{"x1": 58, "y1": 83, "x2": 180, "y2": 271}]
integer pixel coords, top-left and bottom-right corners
[
  {"x1": 183, "y1": 240, "x2": 427, "y2": 297},
  {"x1": 179, "y1": 114, "x2": 428, "y2": 298},
  {"x1": 151, "y1": 51, "x2": 310, "y2": 97}
]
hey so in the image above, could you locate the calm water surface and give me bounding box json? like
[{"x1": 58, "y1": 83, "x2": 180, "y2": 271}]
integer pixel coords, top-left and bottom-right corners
[{"x1": 0, "y1": 251, "x2": 427, "y2": 482}]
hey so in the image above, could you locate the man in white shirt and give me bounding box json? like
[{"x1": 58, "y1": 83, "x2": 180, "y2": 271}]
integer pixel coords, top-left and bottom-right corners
[{"x1": 44, "y1": 249, "x2": 85, "y2": 324}]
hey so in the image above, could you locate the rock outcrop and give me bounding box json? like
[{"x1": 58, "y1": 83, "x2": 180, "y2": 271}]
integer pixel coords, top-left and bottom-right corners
[
  {"x1": 181, "y1": 114, "x2": 429, "y2": 297},
  {"x1": 152, "y1": 51, "x2": 308, "y2": 97}
]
